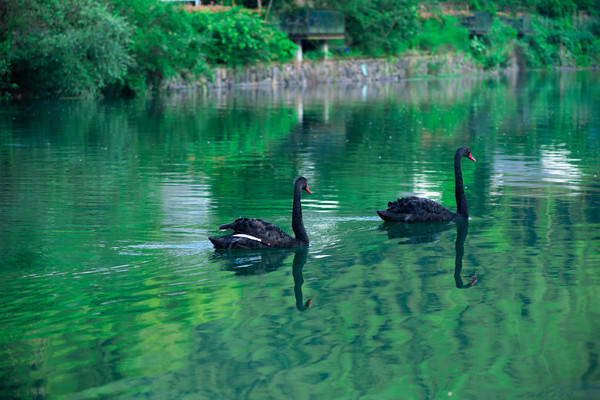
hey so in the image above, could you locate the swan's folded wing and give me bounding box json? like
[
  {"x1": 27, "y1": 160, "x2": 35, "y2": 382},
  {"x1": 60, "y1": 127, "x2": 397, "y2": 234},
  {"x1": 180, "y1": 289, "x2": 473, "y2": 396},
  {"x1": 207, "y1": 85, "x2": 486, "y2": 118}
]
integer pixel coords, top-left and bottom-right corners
[
  {"x1": 219, "y1": 218, "x2": 266, "y2": 232},
  {"x1": 219, "y1": 218, "x2": 291, "y2": 246},
  {"x1": 387, "y1": 196, "x2": 451, "y2": 215}
]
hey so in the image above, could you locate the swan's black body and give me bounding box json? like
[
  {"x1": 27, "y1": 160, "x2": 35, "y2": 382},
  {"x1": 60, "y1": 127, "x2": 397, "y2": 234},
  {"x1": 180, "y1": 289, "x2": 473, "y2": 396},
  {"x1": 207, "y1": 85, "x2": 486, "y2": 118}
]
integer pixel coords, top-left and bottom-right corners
[
  {"x1": 377, "y1": 147, "x2": 476, "y2": 223},
  {"x1": 209, "y1": 177, "x2": 311, "y2": 249}
]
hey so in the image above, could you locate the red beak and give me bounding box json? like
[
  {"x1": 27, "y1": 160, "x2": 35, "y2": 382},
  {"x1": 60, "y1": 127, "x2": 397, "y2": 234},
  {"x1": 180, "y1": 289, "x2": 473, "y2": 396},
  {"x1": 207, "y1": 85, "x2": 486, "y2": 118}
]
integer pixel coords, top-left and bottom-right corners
[
  {"x1": 304, "y1": 185, "x2": 312, "y2": 194},
  {"x1": 468, "y1": 154, "x2": 476, "y2": 162}
]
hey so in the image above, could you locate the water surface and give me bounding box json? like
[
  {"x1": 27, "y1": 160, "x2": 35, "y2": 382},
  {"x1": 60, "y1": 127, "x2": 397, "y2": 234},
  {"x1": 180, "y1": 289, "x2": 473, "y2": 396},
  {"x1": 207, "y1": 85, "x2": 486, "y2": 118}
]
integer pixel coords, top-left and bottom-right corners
[{"x1": 1, "y1": 71, "x2": 600, "y2": 399}]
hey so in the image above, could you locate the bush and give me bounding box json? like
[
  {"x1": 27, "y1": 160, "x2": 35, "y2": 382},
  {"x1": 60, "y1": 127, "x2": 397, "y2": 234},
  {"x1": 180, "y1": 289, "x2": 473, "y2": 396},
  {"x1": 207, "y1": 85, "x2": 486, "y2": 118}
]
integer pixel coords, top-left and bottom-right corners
[
  {"x1": 412, "y1": 16, "x2": 471, "y2": 54},
  {"x1": 189, "y1": 7, "x2": 296, "y2": 66},
  {"x1": 518, "y1": 16, "x2": 599, "y2": 68},
  {"x1": 2, "y1": 0, "x2": 133, "y2": 98},
  {"x1": 536, "y1": 0, "x2": 576, "y2": 18},
  {"x1": 106, "y1": 0, "x2": 210, "y2": 94},
  {"x1": 316, "y1": 0, "x2": 418, "y2": 55},
  {"x1": 470, "y1": 18, "x2": 517, "y2": 69}
]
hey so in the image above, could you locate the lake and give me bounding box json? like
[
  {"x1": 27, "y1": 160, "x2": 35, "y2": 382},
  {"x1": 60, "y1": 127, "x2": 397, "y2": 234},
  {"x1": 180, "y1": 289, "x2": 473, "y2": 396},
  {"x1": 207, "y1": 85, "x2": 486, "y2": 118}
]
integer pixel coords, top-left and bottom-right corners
[{"x1": 1, "y1": 71, "x2": 599, "y2": 399}]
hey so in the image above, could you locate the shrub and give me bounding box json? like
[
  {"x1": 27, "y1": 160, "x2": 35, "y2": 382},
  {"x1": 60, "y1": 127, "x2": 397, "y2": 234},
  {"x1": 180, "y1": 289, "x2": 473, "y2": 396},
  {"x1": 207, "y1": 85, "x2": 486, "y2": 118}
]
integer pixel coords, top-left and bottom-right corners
[
  {"x1": 536, "y1": 0, "x2": 576, "y2": 18},
  {"x1": 189, "y1": 7, "x2": 296, "y2": 66},
  {"x1": 2, "y1": 0, "x2": 133, "y2": 98},
  {"x1": 470, "y1": 18, "x2": 517, "y2": 69},
  {"x1": 314, "y1": 0, "x2": 418, "y2": 55},
  {"x1": 518, "y1": 15, "x2": 599, "y2": 68},
  {"x1": 106, "y1": 0, "x2": 210, "y2": 94},
  {"x1": 412, "y1": 16, "x2": 471, "y2": 54}
]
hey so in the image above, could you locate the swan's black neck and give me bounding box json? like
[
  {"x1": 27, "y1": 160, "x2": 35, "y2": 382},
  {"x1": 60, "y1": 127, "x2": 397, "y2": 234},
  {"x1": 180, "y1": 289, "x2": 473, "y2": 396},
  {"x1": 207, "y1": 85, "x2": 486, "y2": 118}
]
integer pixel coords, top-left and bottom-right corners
[
  {"x1": 292, "y1": 183, "x2": 309, "y2": 245},
  {"x1": 454, "y1": 150, "x2": 468, "y2": 218}
]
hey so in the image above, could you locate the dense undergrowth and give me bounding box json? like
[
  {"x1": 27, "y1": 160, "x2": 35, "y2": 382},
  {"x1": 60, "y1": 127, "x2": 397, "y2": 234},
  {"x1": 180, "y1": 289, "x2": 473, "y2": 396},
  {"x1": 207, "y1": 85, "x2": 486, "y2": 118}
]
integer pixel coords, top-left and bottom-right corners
[{"x1": 0, "y1": 0, "x2": 598, "y2": 99}]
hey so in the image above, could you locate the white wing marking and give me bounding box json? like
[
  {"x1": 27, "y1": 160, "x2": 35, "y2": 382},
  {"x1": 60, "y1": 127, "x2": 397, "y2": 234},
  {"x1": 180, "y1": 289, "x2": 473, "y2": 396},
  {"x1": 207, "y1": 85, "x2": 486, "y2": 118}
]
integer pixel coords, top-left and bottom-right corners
[{"x1": 233, "y1": 234, "x2": 263, "y2": 242}]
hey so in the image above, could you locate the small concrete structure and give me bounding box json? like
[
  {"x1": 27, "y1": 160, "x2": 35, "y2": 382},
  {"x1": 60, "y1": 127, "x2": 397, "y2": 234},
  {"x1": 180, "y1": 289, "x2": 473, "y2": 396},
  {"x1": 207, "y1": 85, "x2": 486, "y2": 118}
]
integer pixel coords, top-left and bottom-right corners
[{"x1": 277, "y1": 10, "x2": 345, "y2": 61}]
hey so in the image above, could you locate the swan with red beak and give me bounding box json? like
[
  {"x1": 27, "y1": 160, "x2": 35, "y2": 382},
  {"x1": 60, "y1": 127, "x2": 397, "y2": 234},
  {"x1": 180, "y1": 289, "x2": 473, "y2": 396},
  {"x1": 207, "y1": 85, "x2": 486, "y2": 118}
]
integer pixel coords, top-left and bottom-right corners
[
  {"x1": 377, "y1": 147, "x2": 476, "y2": 222},
  {"x1": 209, "y1": 177, "x2": 312, "y2": 249}
]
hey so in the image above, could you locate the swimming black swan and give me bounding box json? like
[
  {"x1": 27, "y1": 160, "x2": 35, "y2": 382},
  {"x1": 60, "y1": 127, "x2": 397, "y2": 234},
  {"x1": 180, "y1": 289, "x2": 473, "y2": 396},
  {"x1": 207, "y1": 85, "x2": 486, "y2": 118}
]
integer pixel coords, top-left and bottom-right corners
[
  {"x1": 209, "y1": 177, "x2": 312, "y2": 249},
  {"x1": 377, "y1": 146, "x2": 476, "y2": 222}
]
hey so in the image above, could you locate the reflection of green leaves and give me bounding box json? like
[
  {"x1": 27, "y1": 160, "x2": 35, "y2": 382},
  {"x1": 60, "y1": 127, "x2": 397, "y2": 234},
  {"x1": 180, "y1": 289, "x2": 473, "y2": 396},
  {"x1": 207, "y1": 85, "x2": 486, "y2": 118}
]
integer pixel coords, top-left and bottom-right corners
[{"x1": 1, "y1": 72, "x2": 600, "y2": 398}]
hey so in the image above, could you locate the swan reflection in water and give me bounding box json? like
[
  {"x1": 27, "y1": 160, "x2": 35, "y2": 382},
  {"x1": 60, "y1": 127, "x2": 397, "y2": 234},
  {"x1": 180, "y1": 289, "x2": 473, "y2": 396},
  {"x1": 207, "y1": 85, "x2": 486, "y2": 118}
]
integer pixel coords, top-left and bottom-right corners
[
  {"x1": 213, "y1": 247, "x2": 312, "y2": 311},
  {"x1": 381, "y1": 220, "x2": 477, "y2": 288},
  {"x1": 454, "y1": 220, "x2": 477, "y2": 289},
  {"x1": 380, "y1": 221, "x2": 452, "y2": 244},
  {"x1": 291, "y1": 248, "x2": 312, "y2": 311}
]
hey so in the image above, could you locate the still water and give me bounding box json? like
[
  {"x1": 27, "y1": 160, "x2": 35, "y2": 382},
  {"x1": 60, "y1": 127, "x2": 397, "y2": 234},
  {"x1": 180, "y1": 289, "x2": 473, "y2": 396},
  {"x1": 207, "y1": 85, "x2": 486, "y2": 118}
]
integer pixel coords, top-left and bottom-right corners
[{"x1": 1, "y1": 71, "x2": 599, "y2": 399}]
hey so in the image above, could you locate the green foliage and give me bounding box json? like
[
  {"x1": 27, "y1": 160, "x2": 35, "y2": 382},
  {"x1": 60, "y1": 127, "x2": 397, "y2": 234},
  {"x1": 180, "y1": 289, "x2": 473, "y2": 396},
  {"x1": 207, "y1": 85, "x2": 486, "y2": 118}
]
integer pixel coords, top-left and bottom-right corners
[
  {"x1": 317, "y1": 0, "x2": 418, "y2": 55},
  {"x1": 106, "y1": 0, "x2": 209, "y2": 94},
  {"x1": 2, "y1": 0, "x2": 600, "y2": 98},
  {"x1": 189, "y1": 8, "x2": 296, "y2": 66},
  {"x1": 412, "y1": 16, "x2": 471, "y2": 53},
  {"x1": 518, "y1": 15, "x2": 600, "y2": 67},
  {"x1": 470, "y1": 18, "x2": 517, "y2": 69},
  {"x1": 536, "y1": 0, "x2": 576, "y2": 18},
  {"x1": 2, "y1": 0, "x2": 133, "y2": 98}
]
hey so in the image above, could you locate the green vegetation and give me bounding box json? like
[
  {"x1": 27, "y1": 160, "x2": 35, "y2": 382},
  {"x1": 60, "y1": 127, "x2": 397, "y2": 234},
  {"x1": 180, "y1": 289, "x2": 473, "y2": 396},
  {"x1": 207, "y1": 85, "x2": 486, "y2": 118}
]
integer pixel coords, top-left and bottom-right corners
[
  {"x1": 320, "y1": 0, "x2": 419, "y2": 55},
  {"x1": 106, "y1": 0, "x2": 209, "y2": 95},
  {"x1": 0, "y1": 0, "x2": 133, "y2": 98},
  {"x1": 0, "y1": 0, "x2": 598, "y2": 99},
  {"x1": 0, "y1": 0, "x2": 295, "y2": 99},
  {"x1": 412, "y1": 16, "x2": 471, "y2": 53},
  {"x1": 191, "y1": 8, "x2": 296, "y2": 66}
]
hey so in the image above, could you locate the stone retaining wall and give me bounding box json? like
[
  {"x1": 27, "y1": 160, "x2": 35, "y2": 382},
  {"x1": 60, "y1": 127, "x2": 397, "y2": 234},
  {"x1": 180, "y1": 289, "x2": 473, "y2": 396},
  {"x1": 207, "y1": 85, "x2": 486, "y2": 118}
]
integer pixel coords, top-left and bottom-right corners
[{"x1": 165, "y1": 54, "x2": 516, "y2": 90}]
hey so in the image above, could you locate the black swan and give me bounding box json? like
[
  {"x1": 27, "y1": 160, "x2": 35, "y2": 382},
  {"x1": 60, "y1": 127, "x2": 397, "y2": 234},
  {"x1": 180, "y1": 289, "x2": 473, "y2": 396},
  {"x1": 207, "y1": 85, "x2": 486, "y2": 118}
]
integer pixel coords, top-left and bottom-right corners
[
  {"x1": 209, "y1": 177, "x2": 312, "y2": 249},
  {"x1": 377, "y1": 146, "x2": 476, "y2": 222}
]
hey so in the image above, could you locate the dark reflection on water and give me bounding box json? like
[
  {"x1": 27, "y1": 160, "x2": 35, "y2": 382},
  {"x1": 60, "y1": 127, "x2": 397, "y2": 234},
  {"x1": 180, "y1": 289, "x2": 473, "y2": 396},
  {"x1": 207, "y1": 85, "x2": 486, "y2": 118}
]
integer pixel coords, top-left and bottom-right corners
[
  {"x1": 454, "y1": 221, "x2": 477, "y2": 289},
  {"x1": 1, "y1": 71, "x2": 600, "y2": 399},
  {"x1": 380, "y1": 221, "x2": 452, "y2": 244},
  {"x1": 214, "y1": 247, "x2": 312, "y2": 311},
  {"x1": 291, "y1": 248, "x2": 312, "y2": 311},
  {"x1": 214, "y1": 248, "x2": 293, "y2": 275}
]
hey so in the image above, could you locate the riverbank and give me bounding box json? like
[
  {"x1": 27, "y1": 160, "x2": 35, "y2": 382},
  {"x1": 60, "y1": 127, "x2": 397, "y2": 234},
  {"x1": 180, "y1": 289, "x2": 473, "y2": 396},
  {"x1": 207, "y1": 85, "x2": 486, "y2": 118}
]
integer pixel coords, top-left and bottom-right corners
[
  {"x1": 2, "y1": 1, "x2": 597, "y2": 100},
  {"x1": 164, "y1": 53, "x2": 516, "y2": 91}
]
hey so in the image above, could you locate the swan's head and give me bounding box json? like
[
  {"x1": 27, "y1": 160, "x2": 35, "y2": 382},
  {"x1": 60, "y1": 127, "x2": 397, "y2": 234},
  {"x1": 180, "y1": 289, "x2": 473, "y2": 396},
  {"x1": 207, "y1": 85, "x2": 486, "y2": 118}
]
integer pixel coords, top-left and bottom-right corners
[
  {"x1": 457, "y1": 146, "x2": 476, "y2": 162},
  {"x1": 295, "y1": 176, "x2": 312, "y2": 194}
]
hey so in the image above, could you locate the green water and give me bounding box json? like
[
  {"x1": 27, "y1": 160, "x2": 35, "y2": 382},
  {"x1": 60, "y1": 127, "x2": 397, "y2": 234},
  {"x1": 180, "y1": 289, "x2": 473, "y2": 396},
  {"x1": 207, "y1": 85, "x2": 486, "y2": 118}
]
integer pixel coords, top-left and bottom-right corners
[{"x1": 1, "y1": 71, "x2": 599, "y2": 399}]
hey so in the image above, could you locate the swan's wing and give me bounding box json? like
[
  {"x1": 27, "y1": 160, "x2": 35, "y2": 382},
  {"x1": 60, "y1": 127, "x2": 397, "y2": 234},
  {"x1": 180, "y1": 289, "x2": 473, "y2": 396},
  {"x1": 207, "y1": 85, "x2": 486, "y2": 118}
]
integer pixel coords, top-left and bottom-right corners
[
  {"x1": 218, "y1": 218, "x2": 291, "y2": 246},
  {"x1": 386, "y1": 196, "x2": 452, "y2": 215},
  {"x1": 378, "y1": 196, "x2": 456, "y2": 222}
]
